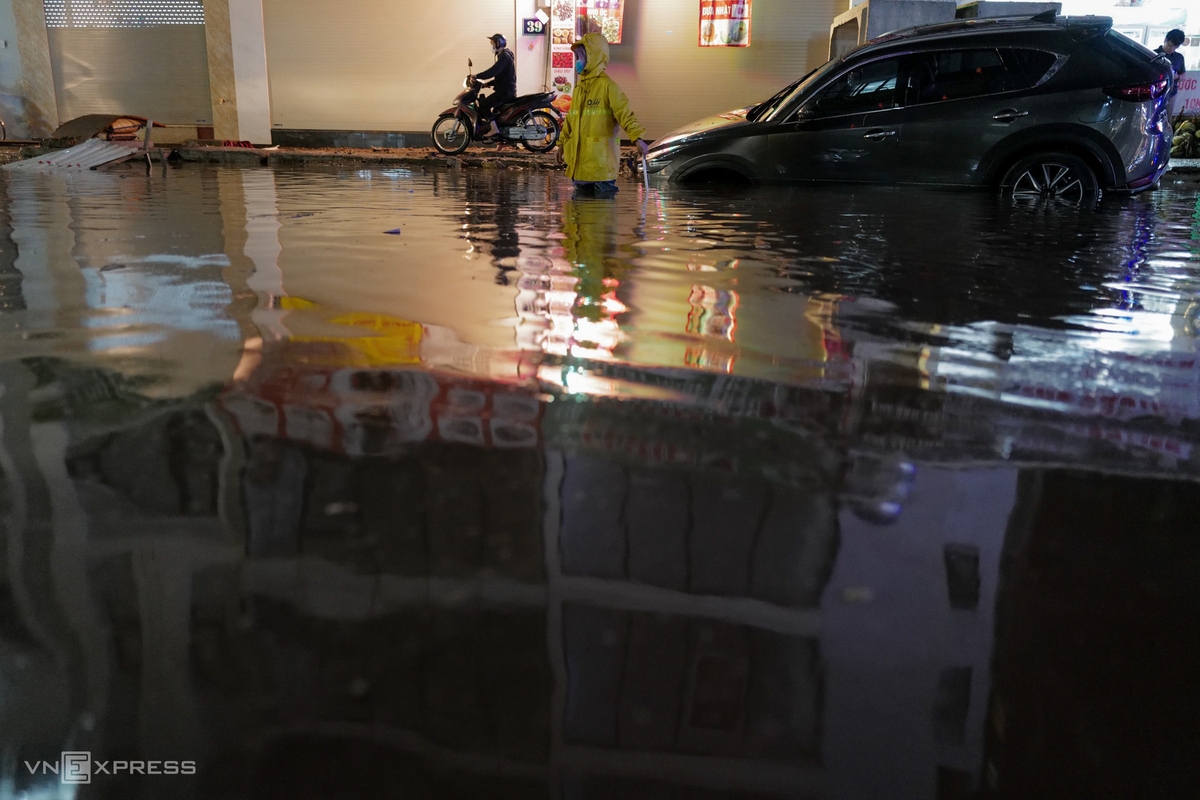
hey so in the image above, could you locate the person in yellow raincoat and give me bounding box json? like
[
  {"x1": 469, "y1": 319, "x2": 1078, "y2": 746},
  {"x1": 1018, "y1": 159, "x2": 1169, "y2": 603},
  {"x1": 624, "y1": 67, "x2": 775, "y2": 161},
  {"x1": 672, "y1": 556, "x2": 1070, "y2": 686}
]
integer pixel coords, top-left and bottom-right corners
[{"x1": 559, "y1": 32, "x2": 650, "y2": 195}]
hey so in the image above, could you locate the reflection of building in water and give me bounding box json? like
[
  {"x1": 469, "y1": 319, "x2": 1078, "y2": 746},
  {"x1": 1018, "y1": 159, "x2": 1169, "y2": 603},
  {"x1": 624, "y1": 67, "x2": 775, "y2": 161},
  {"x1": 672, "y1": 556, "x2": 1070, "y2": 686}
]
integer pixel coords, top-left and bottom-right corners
[
  {"x1": 0, "y1": 170, "x2": 250, "y2": 398},
  {"x1": 2, "y1": 346, "x2": 1200, "y2": 796},
  {"x1": 985, "y1": 469, "x2": 1200, "y2": 800}
]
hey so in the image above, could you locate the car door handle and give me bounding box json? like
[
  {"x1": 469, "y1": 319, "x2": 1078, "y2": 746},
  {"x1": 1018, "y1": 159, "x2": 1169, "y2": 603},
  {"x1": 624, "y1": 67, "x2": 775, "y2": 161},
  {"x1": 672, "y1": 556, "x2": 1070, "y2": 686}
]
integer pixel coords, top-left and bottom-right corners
[
  {"x1": 862, "y1": 129, "x2": 897, "y2": 140},
  {"x1": 992, "y1": 109, "x2": 1030, "y2": 122}
]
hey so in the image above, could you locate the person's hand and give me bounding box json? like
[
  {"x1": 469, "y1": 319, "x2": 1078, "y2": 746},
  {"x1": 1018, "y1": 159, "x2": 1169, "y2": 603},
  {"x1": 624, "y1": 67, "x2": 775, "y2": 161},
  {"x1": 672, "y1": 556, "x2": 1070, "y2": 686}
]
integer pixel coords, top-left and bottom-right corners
[
  {"x1": 554, "y1": 146, "x2": 565, "y2": 165},
  {"x1": 636, "y1": 139, "x2": 649, "y2": 158}
]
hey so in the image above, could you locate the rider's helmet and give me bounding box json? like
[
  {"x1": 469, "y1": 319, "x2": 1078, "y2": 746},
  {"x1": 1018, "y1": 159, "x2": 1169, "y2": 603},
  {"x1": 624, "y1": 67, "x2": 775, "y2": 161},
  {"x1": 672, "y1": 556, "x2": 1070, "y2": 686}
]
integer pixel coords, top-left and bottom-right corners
[{"x1": 488, "y1": 33, "x2": 506, "y2": 52}]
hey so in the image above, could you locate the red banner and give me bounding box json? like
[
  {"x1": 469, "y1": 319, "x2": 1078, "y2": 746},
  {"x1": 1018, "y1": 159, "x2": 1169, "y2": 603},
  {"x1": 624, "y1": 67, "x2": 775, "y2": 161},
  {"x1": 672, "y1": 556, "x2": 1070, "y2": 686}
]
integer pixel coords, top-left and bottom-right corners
[{"x1": 699, "y1": 0, "x2": 751, "y2": 48}]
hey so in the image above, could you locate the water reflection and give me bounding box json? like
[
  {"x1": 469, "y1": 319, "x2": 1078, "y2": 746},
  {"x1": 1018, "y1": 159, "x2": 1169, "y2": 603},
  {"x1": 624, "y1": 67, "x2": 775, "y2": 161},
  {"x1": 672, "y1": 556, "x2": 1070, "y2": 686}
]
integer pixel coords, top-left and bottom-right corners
[{"x1": 0, "y1": 165, "x2": 1196, "y2": 799}]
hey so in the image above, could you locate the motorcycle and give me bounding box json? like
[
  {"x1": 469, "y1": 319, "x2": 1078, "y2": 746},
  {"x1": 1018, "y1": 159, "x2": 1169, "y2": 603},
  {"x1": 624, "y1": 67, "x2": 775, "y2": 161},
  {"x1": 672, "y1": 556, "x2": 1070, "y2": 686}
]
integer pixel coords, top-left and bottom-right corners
[{"x1": 431, "y1": 59, "x2": 561, "y2": 155}]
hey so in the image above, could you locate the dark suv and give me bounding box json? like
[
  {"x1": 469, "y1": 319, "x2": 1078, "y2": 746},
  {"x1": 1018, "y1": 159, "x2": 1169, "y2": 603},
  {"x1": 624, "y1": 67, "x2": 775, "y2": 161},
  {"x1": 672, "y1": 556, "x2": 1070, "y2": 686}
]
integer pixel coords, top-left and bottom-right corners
[{"x1": 645, "y1": 13, "x2": 1173, "y2": 201}]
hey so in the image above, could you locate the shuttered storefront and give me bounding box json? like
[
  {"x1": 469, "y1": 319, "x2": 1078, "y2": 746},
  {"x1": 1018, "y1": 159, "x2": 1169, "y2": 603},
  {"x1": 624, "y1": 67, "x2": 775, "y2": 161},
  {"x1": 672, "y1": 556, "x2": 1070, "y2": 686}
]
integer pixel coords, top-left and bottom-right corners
[
  {"x1": 45, "y1": 0, "x2": 212, "y2": 125},
  {"x1": 261, "y1": 0, "x2": 513, "y2": 132}
]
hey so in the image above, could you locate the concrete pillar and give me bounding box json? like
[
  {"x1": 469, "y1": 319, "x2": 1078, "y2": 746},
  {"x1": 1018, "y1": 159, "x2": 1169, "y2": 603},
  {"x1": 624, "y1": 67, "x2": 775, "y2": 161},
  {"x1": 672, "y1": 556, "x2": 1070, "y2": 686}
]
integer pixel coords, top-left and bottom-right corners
[
  {"x1": 203, "y1": 0, "x2": 271, "y2": 143},
  {"x1": 514, "y1": 0, "x2": 550, "y2": 96},
  {"x1": 0, "y1": 0, "x2": 59, "y2": 138}
]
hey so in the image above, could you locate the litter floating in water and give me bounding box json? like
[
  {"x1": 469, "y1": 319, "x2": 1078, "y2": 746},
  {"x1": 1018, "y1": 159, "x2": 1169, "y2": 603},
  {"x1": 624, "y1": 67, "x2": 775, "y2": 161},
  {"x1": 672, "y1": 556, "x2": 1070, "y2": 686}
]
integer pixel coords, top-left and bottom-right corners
[{"x1": 384, "y1": 228, "x2": 402, "y2": 235}]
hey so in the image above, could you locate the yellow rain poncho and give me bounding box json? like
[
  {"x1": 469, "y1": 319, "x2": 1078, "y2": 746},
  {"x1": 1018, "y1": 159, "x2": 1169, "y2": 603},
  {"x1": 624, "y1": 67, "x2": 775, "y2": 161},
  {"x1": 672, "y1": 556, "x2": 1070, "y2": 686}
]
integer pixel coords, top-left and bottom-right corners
[{"x1": 561, "y1": 32, "x2": 647, "y2": 183}]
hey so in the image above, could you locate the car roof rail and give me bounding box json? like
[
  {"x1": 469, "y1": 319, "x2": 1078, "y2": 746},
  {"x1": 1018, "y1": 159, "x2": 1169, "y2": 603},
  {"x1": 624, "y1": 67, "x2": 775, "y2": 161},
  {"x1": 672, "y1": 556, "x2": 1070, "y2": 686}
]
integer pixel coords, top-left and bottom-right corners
[{"x1": 1030, "y1": 9, "x2": 1057, "y2": 23}]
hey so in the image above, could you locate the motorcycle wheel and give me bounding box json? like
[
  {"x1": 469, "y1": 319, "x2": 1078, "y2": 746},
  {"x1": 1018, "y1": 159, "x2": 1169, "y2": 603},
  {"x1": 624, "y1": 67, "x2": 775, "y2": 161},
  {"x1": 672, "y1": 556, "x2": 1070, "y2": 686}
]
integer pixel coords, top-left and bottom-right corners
[
  {"x1": 432, "y1": 114, "x2": 471, "y2": 155},
  {"x1": 522, "y1": 110, "x2": 560, "y2": 153}
]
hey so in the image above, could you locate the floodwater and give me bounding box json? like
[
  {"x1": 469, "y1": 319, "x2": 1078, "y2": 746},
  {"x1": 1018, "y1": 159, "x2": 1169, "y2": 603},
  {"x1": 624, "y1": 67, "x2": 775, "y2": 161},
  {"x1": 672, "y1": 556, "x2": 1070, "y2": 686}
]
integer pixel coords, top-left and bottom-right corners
[{"x1": 0, "y1": 163, "x2": 1197, "y2": 800}]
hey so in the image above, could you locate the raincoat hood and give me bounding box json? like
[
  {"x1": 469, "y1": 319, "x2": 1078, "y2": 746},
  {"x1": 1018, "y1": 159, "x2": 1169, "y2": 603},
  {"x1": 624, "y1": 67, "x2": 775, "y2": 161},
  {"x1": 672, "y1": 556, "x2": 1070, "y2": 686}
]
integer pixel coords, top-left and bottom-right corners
[{"x1": 575, "y1": 32, "x2": 610, "y2": 79}]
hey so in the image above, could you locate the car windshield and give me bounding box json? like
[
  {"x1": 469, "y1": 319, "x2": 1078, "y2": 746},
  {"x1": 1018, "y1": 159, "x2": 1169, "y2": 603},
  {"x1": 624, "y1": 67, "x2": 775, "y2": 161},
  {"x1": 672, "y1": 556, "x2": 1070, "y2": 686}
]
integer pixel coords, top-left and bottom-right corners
[{"x1": 747, "y1": 59, "x2": 841, "y2": 122}]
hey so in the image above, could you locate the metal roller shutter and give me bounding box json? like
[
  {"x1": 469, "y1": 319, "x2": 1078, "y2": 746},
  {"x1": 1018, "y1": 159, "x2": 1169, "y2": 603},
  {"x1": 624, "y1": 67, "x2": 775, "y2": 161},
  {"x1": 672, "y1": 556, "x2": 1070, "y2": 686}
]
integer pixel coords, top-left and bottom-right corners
[
  {"x1": 45, "y1": 0, "x2": 213, "y2": 125},
  {"x1": 261, "y1": 0, "x2": 514, "y2": 132}
]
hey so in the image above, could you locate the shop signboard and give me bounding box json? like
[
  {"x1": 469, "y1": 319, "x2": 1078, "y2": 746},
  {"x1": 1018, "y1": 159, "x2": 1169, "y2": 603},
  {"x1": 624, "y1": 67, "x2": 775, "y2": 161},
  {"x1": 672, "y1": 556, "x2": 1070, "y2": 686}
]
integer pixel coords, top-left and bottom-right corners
[
  {"x1": 577, "y1": 0, "x2": 624, "y2": 44},
  {"x1": 699, "y1": 0, "x2": 752, "y2": 47},
  {"x1": 1174, "y1": 71, "x2": 1200, "y2": 115},
  {"x1": 549, "y1": 0, "x2": 577, "y2": 115}
]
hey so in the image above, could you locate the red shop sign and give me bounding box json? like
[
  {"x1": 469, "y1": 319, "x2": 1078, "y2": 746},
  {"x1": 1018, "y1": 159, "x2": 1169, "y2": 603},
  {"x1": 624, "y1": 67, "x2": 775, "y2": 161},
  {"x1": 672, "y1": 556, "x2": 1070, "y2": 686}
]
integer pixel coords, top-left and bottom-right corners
[{"x1": 699, "y1": 0, "x2": 751, "y2": 48}]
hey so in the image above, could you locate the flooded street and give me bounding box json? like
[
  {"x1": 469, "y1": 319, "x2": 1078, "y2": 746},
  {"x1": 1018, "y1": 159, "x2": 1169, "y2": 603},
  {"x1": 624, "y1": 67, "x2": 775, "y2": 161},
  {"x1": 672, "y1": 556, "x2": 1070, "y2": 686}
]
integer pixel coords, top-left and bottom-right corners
[{"x1": 1, "y1": 164, "x2": 1198, "y2": 800}]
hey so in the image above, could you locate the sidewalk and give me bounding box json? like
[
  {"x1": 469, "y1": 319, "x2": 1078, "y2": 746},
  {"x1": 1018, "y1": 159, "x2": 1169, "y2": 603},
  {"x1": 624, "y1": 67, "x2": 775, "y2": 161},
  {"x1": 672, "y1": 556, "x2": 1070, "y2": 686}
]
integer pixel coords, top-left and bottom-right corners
[{"x1": 173, "y1": 143, "x2": 566, "y2": 170}]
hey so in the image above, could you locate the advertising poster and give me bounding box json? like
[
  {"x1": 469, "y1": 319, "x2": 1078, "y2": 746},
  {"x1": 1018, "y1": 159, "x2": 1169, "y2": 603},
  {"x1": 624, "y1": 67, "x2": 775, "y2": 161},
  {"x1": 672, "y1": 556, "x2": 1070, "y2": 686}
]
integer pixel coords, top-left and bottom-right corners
[
  {"x1": 549, "y1": 0, "x2": 577, "y2": 115},
  {"x1": 577, "y1": 0, "x2": 625, "y2": 44},
  {"x1": 699, "y1": 0, "x2": 752, "y2": 48}
]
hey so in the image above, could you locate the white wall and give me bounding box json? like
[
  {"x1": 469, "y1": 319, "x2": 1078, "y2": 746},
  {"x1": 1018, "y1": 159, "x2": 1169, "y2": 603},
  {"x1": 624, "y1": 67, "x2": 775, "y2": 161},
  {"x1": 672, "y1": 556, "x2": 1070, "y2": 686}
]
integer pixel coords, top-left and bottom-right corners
[
  {"x1": 230, "y1": 0, "x2": 271, "y2": 143},
  {"x1": 261, "y1": 0, "x2": 514, "y2": 132},
  {"x1": 255, "y1": 0, "x2": 837, "y2": 138}
]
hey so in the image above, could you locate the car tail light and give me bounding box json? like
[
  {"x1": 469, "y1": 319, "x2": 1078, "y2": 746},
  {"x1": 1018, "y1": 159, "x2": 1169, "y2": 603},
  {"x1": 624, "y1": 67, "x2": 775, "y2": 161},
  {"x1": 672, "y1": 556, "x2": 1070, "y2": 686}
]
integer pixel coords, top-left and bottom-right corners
[{"x1": 1105, "y1": 78, "x2": 1169, "y2": 102}]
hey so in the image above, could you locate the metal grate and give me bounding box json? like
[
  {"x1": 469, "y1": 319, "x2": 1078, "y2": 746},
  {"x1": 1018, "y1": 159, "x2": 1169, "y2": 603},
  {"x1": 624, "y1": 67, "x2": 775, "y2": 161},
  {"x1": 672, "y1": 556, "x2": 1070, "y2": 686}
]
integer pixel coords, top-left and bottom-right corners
[{"x1": 45, "y1": 0, "x2": 204, "y2": 27}]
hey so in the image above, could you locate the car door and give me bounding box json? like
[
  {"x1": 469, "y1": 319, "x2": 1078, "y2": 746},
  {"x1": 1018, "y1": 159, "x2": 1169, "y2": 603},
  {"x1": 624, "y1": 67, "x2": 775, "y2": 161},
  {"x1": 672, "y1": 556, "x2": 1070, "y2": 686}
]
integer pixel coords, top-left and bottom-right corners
[
  {"x1": 893, "y1": 47, "x2": 1059, "y2": 185},
  {"x1": 766, "y1": 54, "x2": 910, "y2": 183}
]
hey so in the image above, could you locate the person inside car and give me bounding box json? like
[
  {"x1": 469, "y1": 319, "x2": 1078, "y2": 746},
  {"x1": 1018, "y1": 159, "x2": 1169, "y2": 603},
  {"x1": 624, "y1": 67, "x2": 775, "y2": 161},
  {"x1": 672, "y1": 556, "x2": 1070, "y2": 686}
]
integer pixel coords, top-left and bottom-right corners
[{"x1": 476, "y1": 33, "x2": 516, "y2": 141}]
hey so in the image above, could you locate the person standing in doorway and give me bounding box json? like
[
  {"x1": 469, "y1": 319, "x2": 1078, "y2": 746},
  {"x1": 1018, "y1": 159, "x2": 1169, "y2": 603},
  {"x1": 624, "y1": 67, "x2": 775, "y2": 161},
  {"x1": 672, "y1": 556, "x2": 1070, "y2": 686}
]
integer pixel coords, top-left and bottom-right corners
[
  {"x1": 477, "y1": 33, "x2": 516, "y2": 140},
  {"x1": 558, "y1": 32, "x2": 649, "y2": 195},
  {"x1": 1156, "y1": 29, "x2": 1188, "y2": 83}
]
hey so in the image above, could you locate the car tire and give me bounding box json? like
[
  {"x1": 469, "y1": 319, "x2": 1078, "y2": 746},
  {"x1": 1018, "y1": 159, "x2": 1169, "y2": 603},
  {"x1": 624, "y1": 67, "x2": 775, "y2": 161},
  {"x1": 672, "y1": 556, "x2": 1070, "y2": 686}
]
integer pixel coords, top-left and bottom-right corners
[{"x1": 1001, "y1": 151, "x2": 1101, "y2": 207}]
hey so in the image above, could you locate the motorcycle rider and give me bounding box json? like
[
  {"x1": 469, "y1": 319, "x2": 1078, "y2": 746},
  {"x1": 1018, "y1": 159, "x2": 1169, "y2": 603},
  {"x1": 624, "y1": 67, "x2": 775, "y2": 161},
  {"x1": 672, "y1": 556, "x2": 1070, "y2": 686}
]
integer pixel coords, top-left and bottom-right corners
[{"x1": 475, "y1": 33, "x2": 516, "y2": 140}]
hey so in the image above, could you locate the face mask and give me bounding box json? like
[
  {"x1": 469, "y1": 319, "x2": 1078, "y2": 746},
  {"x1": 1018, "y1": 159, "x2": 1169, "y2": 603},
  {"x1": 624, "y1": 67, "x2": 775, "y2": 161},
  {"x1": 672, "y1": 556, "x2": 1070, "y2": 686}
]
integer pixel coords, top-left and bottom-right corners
[{"x1": 575, "y1": 58, "x2": 585, "y2": 74}]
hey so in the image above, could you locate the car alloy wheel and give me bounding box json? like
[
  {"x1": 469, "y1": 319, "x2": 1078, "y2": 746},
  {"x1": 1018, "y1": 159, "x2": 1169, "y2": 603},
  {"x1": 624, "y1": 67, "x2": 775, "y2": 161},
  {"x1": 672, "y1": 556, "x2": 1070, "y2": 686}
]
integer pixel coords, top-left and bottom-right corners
[
  {"x1": 1002, "y1": 152, "x2": 1101, "y2": 208},
  {"x1": 1012, "y1": 162, "x2": 1087, "y2": 202}
]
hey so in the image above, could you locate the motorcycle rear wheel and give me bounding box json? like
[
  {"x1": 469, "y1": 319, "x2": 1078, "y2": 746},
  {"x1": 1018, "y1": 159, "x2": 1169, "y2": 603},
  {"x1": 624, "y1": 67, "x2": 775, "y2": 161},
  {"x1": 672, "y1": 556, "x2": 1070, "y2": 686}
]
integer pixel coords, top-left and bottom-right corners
[
  {"x1": 432, "y1": 114, "x2": 471, "y2": 155},
  {"x1": 522, "y1": 110, "x2": 560, "y2": 153}
]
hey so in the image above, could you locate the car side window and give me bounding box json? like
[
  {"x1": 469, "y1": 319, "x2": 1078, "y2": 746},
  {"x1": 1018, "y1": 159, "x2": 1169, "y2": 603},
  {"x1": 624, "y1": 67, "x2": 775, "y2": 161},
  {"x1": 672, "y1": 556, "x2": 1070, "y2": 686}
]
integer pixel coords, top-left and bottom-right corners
[
  {"x1": 907, "y1": 49, "x2": 1013, "y2": 105},
  {"x1": 807, "y1": 58, "x2": 901, "y2": 117},
  {"x1": 999, "y1": 49, "x2": 1059, "y2": 89}
]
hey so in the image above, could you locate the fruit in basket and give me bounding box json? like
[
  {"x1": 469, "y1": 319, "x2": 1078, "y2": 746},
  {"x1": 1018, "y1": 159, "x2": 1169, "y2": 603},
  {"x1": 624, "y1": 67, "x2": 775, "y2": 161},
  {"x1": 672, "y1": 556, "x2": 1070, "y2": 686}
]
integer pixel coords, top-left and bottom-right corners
[{"x1": 1172, "y1": 118, "x2": 1200, "y2": 158}]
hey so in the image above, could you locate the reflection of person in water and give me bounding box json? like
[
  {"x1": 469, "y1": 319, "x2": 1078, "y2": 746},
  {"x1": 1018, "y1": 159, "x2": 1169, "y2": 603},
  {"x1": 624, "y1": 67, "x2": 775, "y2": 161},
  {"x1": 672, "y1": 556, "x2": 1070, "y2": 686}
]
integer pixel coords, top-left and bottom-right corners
[{"x1": 563, "y1": 195, "x2": 624, "y2": 325}]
